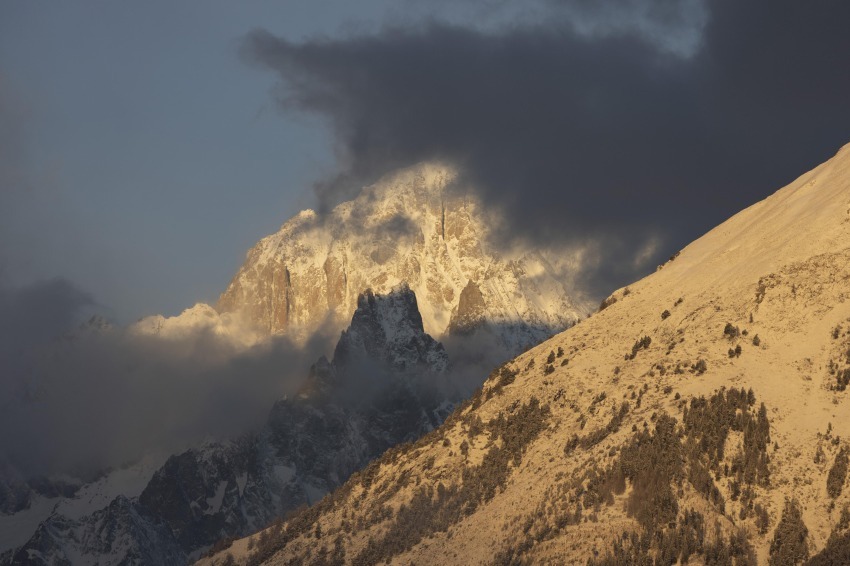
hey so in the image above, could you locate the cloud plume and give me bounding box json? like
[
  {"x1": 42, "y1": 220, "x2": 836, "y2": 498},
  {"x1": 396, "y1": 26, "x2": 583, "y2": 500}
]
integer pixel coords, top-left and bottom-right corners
[
  {"x1": 243, "y1": 0, "x2": 850, "y2": 294},
  {"x1": 0, "y1": 278, "x2": 335, "y2": 480}
]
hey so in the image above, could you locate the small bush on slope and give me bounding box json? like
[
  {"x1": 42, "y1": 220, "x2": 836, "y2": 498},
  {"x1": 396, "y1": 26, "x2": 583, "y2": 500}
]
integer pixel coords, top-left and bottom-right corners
[
  {"x1": 626, "y1": 336, "x2": 652, "y2": 360},
  {"x1": 485, "y1": 364, "x2": 518, "y2": 400},
  {"x1": 836, "y1": 367, "x2": 850, "y2": 392},
  {"x1": 599, "y1": 295, "x2": 618, "y2": 311},
  {"x1": 578, "y1": 402, "x2": 630, "y2": 450}
]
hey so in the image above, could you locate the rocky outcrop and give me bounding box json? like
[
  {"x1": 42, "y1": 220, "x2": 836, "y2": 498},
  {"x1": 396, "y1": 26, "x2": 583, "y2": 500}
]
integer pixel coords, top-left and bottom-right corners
[
  {"x1": 447, "y1": 280, "x2": 487, "y2": 335},
  {"x1": 333, "y1": 285, "x2": 448, "y2": 376}
]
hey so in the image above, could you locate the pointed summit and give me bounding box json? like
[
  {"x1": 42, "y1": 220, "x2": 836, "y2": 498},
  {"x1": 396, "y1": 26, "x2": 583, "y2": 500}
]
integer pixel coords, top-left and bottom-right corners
[
  {"x1": 334, "y1": 285, "x2": 448, "y2": 375},
  {"x1": 217, "y1": 162, "x2": 587, "y2": 353}
]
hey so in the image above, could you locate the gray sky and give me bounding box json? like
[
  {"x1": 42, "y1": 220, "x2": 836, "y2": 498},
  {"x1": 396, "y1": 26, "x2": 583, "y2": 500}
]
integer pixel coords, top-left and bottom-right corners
[
  {"x1": 2, "y1": 1, "x2": 850, "y2": 323},
  {"x1": 0, "y1": 1, "x2": 395, "y2": 322}
]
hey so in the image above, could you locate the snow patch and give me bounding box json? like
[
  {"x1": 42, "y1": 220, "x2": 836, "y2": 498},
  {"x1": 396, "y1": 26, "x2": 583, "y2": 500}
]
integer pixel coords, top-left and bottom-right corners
[
  {"x1": 55, "y1": 455, "x2": 163, "y2": 520},
  {"x1": 304, "y1": 484, "x2": 327, "y2": 505},
  {"x1": 273, "y1": 465, "x2": 295, "y2": 485},
  {"x1": 0, "y1": 496, "x2": 58, "y2": 553},
  {"x1": 205, "y1": 482, "x2": 228, "y2": 515},
  {"x1": 235, "y1": 473, "x2": 248, "y2": 496},
  {"x1": 0, "y1": 454, "x2": 164, "y2": 553}
]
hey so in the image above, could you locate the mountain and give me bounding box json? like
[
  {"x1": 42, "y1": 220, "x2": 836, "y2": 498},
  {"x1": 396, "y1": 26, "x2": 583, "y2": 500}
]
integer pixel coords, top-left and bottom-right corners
[
  {"x1": 3, "y1": 287, "x2": 454, "y2": 565},
  {"x1": 203, "y1": 144, "x2": 850, "y2": 565},
  {"x1": 5, "y1": 497, "x2": 185, "y2": 566},
  {"x1": 217, "y1": 163, "x2": 587, "y2": 351},
  {"x1": 0, "y1": 457, "x2": 164, "y2": 556}
]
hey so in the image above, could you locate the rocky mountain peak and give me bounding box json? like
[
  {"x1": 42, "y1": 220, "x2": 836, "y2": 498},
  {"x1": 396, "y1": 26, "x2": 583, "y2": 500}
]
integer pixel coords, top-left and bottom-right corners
[
  {"x1": 216, "y1": 162, "x2": 587, "y2": 354},
  {"x1": 333, "y1": 285, "x2": 448, "y2": 376}
]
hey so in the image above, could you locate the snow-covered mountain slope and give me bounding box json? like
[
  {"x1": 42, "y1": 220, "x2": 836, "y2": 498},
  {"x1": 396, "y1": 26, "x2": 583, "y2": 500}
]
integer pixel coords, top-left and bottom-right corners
[
  {"x1": 204, "y1": 143, "x2": 850, "y2": 565},
  {"x1": 5, "y1": 287, "x2": 455, "y2": 565},
  {"x1": 217, "y1": 163, "x2": 588, "y2": 351},
  {"x1": 0, "y1": 457, "x2": 163, "y2": 554},
  {"x1": 4, "y1": 496, "x2": 185, "y2": 566}
]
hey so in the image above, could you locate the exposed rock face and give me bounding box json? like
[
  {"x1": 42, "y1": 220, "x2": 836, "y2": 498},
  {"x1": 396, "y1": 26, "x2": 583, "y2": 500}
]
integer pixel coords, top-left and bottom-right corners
[
  {"x1": 447, "y1": 280, "x2": 487, "y2": 335},
  {"x1": 5, "y1": 288, "x2": 452, "y2": 565},
  {"x1": 333, "y1": 286, "x2": 448, "y2": 376},
  {"x1": 217, "y1": 163, "x2": 586, "y2": 351}
]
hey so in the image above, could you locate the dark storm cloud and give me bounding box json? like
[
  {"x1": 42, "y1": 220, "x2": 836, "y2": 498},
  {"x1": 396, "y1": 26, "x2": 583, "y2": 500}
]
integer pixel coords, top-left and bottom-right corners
[
  {"x1": 0, "y1": 277, "x2": 336, "y2": 478},
  {"x1": 0, "y1": 278, "x2": 93, "y2": 367},
  {"x1": 243, "y1": 0, "x2": 850, "y2": 295},
  {"x1": 0, "y1": 278, "x2": 94, "y2": 416},
  {"x1": 243, "y1": 25, "x2": 701, "y2": 236}
]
